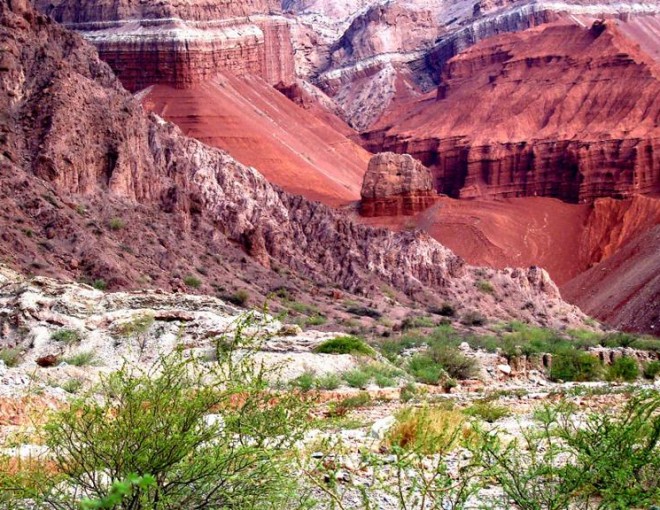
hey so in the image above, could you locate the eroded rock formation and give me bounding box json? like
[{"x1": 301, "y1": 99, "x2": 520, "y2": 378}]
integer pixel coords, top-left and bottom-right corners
[
  {"x1": 360, "y1": 153, "x2": 436, "y2": 217},
  {"x1": 0, "y1": 0, "x2": 589, "y2": 329},
  {"x1": 363, "y1": 21, "x2": 660, "y2": 203},
  {"x1": 33, "y1": 0, "x2": 295, "y2": 90}
]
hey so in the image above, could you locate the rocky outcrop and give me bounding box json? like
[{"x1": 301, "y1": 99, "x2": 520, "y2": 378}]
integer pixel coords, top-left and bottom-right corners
[
  {"x1": 363, "y1": 21, "x2": 660, "y2": 203},
  {"x1": 33, "y1": 1, "x2": 294, "y2": 91},
  {"x1": 0, "y1": 0, "x2": 589, "y2": 329},
  {"x1": 360, "y1": 153, "x2": 436, "y2": 217}
]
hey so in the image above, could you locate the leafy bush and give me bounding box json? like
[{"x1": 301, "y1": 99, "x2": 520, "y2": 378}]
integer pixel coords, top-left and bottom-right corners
[
  {"x1": 60, "y1": 378, "x2": 84, "y2": 394},
  {"x1": 377, "y1": 332, "x2": 425, "y2": 361},
  {"x1": 407, "y1": 354, "x2": 445, "y2": 385},
  {"x1": 183, "y1": 275, "x2": 202, "y2": 289},
  {"x1": 303, "y1": 314, "x2": 327, "y2": 327},
  {"x1": 401, "y1": 315, "x2": 435, "y2": 330},
  {"x1": 464, "y1": 401, "x2": 511, "y2": 423},
  {"x1": 549, "y1": 350, "x2": 603, "y2": 382},
  {"x1": 342, "y1": 368, "x2": 371, "y2": 389},
  {"x1": 643, "y1": 360, "x2": 660, "y2": 380},
  {"x1": 400, "y1": 382, "x2": 418, "y2": 403},
  {"x1": 429, "y1": 344, "x2": 478, "y2": 380},
  {"x1": 472, "y1": 393, "x2": 660, "y2": 509},
  {"x1": 313, "y1": 336, "x2": 374, "y2": 356},
  {"x1": 607, "y1": 356, "x2": 639, "y2": 382},
  {"x1": 92, "y1": 279, "x2": 107, "y2": 291},
  {"x1": 51, "y1": 328, "x2": 81, "y2": 345},
  {"x1": 0, "y1": 348, "x2": 22, "y2": 367},
  {"x1": 36, "y1": 314, "x2": 309, "y2": 509}
]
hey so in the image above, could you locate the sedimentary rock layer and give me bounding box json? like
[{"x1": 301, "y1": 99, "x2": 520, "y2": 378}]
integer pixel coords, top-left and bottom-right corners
[
  {"x1": 360, "y1": 153, "x2": 436, "y2": 217},
  {"x1": 363, "y1": 21, "x2": 660, "y2": 202},
  {"x1": 33, "y1": 1, "x2": 294, "y2": 90},
  {"x1": 1, "y1": 0, "x2": 589, "y2": 329}
]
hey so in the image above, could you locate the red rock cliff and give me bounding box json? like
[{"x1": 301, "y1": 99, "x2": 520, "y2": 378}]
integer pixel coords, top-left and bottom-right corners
[
  {"x1": 32, "y1": 0, "x2": 295, "y2": 91},
  {"x1": 363, "y1": 21, "x2": 660, "y2": 203}
]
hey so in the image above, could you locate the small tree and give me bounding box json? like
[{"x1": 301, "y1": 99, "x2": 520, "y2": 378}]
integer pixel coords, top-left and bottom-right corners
[{"x1": 40, "y1": 313, "x2": 311, "y2": 509}]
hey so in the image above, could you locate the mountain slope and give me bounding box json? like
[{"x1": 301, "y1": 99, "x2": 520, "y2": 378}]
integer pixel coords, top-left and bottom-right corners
[{"x1": 0, "y1": 0, "x2": 587, "y2": 329}]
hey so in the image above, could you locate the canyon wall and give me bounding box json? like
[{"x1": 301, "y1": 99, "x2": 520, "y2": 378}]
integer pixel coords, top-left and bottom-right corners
[
  {"x1": 363, "y1": 21, "x2": 660, "y2": 203},
  {"x1": 33, "y1": 0, "x2": 295, "y2": 90}
]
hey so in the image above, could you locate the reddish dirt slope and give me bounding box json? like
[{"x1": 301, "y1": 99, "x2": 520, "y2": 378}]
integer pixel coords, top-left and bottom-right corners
[
  {"x1": 359, "y1": 197, "x2": 591, "y2": 285},
  {"x1": 142, "y1": 75, "x2": 370, "y2": 206},
  {"x1": 359, "y1": 194, "x2": 660, "y2": 332},
  {"x1": 563, "y1": 225, "x2": 660, "y2": 334}
]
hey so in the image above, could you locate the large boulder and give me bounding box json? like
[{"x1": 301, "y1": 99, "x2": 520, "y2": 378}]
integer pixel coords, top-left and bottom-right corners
[{"x1": 360, "y1": 152, "x2": 436, "y2": 217}]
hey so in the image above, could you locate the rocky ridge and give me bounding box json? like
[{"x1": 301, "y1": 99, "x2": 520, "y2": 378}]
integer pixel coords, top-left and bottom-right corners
[{"x1": 0, "y1": 0, "x2": 589, "y2": 330}]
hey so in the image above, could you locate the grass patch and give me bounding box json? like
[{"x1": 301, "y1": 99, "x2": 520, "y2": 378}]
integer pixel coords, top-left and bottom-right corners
[
  {"x1": 643, "y1": 361, "x2": 660, "y2": 380},
  {"x1": 475, "y1": 280, "x2": 494, "y2": 294},
  {"x1": 607, "y1": 357, "x2": 639, "y2": 382},
  {"x1": 62, "y1": 351, "x2": 97, "y2": 367},
  {"x1": 0, "y1": 348, "x2": 22, "y2": 367},
  {"x1": 464, "y1": 401, "x2": 511, "y2": 423},
  {"x1": 387, "y1": 406, "x2": 466, "y2": 455},
  {"x1": 549, "y1": 350, "x2": 603, "y2": 382},
  {"x1": 342, "y1": 369, "x2": 371, "y2": 389},
  {"x1": 51, "y1": 328, "x2": 81, "y2": 345},
  {"x1": 316, "y1": 373, "x2": 341, "y2": 390},
  {"x1": 108, "y1": 218, "x2": 125, "y2": 231},
  {"x1": 328, "y1": 392, "x2": 372, "y2": 417}
]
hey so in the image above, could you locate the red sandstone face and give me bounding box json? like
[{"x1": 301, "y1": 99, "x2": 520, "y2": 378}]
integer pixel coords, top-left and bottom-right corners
[{"x1": 363, "y1": 20, "x2": 660, "y2": 203}]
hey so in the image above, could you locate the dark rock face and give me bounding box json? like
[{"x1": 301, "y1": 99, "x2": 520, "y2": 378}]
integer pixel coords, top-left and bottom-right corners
[
  {"x1": 360, "y1": 153, "x2": 436, "y2": 217},
  {"x1": 0, "y1": 0, "x2": 588, "y2": 328},
  {"x1": 363, "y1": 22, "x2": 660, "y2": 203},
  {"x1": 32, "y1": 0, "x2": 295, "y2": 91}
]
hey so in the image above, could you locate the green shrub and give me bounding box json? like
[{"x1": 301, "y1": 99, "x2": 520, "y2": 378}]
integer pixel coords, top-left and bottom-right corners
[
  {"x1": 607, "y1": 356, "x2": 639, "y2": 382},
  {"x1": 400, "y1": 382, "x2": 418, "y2": 403},
  {"x1": 108, "y1": 218, "x2": 125, "y2": 231},
  {"x1": 374, "y1": 373, "x2": 396, "y2": 388},
  {"x1": 549, "y1": 350, "x2": 603, "y2": 382},
  {"x1": 227, "y1": 289, "x2": 250, "y2": 307},
  {"x1": 62, "y1": 351, "x2": 98, "y2": 367},
  {"x1": 316, "y1": 373, "x2": 341, "y2": 390},
  {"x1": 407, "y1": 354, "x2": 445, "y2": 385},
  {"x1": 377, "y1": 332, "x2": 424, "y2": 361},
  {"x1": 60, "y1": 378, "x2": 84, "y2": 394},
  {"x1": 428, "y1": 303, "x2": 456, "y2": 317},
  {"x1": 303, "y1": 314, "x2": 327, "y2": 327},
  {"x1": 464, "y1": 401, "x2": 511, "y2": 423},
  {"x1": 0, "y1": 348, "x2": 22, "y2": 367},
  {"x1": 387, "y1": 406, "x2": 465, "y2": 455},
  {"x1": 429, "y1": 344, "x2": 478, "y2": 380},
  {"x1": 346, "y1": 306, "x2": 382, "y2": 319},
  {"x1": 38, "y1": 315, "x2": 310, "y2": 510},
  {"x1": 329, "y1": 392, "x2": 372, "y2": 417},
  {"x1": 461, "y1": 311, "x2": 486, "y2": 327},
  {"x1": 401, "y1": 315, "x2": 435, "y2": 330},
  {"x1": 643, "y1": 361, "x2": 660, "y2": 380},
  {"x1": 631, "y1": 336, "x2": 660, "y2": 353},
  {"x1": 342, "y1": 368, "x2": 371, "y2": 389},
  {"x1": 313, "y1": 336, "x2": 374, "y2": 356},
  {"x1": 602, "y1": 332, "x2": 638, "y2": 349},
  {"x1": 290, "y1": 371, "x2": 316, "y2": 392},
  {"x1": 475, "y1": 280, "x2": 494, "y2": 294},
  {"x1": 51, "y1": 328, "x2": 81, "y2": 345},
  {"x1": 471, "y1": 393, "x2": 660, "y2": 509},
  {"x1": 92, "y1": 279, "x2": 107, "y2": 291},
  {"x1": 183, "y1": 275, "x2": 202, "y2": 289},
  {"x1": 116, "y1": 314, "x2": 154, "y2": 339}
]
